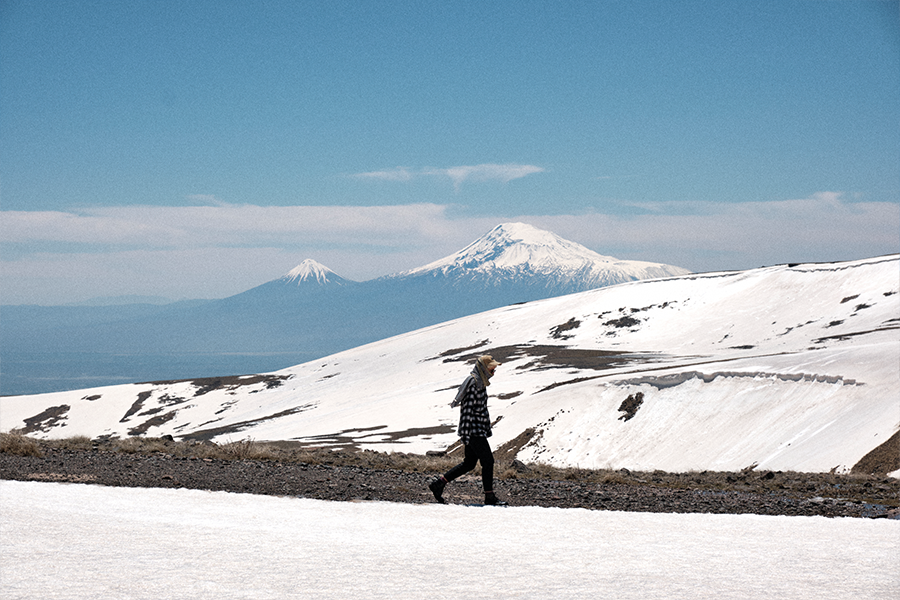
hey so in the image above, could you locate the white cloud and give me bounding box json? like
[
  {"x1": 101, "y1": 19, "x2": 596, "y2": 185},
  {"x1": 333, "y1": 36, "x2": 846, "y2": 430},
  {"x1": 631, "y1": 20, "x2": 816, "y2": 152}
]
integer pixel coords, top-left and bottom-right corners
[
  {"x1": 351, "y1": 163, "x2": 545, "y2": 189},
  {"x1": 1, "y1": 194, "x2": 896, "y2": 304},
  {"x1": 530, "y1": 193, "x2": 899, "y2": 271},
  {"x1": 0, "y1": 204, "x2": 490, "y2": 303},
  {"x1": 422, "y1": 164, "x2": 545, "y2": 189},
  {"x1": 0, "y1": 204, "x2": 459, "y2": 250},
  {"x1": 0, "y1": 210, "x2": 178, "y2": 245},
  {"x1": 351, "y1": 167, "x2": 414, "y2": 182}
]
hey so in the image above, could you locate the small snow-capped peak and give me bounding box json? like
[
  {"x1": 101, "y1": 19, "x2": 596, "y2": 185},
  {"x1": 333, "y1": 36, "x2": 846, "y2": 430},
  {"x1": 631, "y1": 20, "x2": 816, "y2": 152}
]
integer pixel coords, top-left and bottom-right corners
[{"x1": 282, "y1": 259, "x2": 342, "y2": 286}]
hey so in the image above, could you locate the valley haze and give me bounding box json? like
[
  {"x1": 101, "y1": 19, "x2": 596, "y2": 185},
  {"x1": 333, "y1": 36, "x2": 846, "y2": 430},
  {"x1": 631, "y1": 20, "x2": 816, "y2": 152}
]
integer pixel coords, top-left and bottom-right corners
[{"x1": 0, "y1": 223, "x2": 688, "y2": 395}]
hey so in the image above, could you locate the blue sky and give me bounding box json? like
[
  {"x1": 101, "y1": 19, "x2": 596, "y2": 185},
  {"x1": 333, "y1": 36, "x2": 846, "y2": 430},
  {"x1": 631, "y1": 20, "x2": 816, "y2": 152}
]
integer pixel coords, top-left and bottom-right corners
[{"x1": 1, "y1": 0, "x2": 898, "y2": 304}]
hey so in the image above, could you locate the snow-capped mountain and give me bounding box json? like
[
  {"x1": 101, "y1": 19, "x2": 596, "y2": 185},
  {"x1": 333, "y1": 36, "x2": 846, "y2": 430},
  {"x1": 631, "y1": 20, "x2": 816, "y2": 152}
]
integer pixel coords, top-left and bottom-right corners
[
  {"x1": 363, "y1": 222, "x2": 691, "y2": 322},
  {"x1": 224, "y1": 259, "x2": 355, "y2": 303},
  {"x1": 282, "y1": 259, "x2": 352, "y2": 286},
  {"x1": 393, "y1": 222, "x2": 689, "y2": 292},
  {"x1": 1, "y1": 223, "x2": 690, "y2": 396},
  {"x1": 4, "y1": 255, "x2": 897, "y2": 476}
]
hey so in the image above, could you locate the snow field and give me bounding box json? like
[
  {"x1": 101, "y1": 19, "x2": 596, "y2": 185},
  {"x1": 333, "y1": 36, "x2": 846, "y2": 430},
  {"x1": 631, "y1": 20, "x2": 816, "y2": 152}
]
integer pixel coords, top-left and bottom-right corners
[
  {"x1": 1, "y1": 480, "x2": 898, "y2": 600},
  {"x1": 513, "y1": 358, "x2": 898, "y2": 473}
]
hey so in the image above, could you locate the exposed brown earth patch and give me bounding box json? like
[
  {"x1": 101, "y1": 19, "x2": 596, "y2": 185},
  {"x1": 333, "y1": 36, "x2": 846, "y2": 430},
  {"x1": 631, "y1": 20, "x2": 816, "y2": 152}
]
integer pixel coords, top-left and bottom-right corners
[
  {"x1": 21, "y1": 405, "x2": 70, "y2": 434},
  {"x1": 128, "y1": 411, "x2": 178, "y2": 436},
  {"x1": 603, "y1": 315, "x2": 641, "y2": 328},
  {"x1": 438, "y1": 343, "x2": 651, "y2": 372},
  {"x1": 852, "y1": 430, "x2": 900, "y2": 476},
  {"x1": 143, "y1": 374, "x2": 291, "y2": 395},
  {"x1": 267, "y1": 425, "x2": 458, "y2": 450},
  {"x1": 180, "y1": 404, "x2": 317, "y2": 441},
  {"x1": 121, "y1": 391, "x2": 153, "y2": 422},
  {"x1": 493, "y1": 427, "x2": 538, "y2": 464},
  {"x1": 550, "y1": 318, "x2": 581, "y2": 339},
  {"x1": 617, "y1": 392, "x2": 644, "y2": 422},
  {"x1": 430, "y1": 340, "x2": 490, "y2": 360}
]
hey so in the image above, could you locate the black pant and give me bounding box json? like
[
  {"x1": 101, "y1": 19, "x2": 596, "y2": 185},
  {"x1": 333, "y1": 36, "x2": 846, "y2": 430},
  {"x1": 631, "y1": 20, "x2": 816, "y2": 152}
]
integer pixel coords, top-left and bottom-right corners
[{"x1": 443, "y1": 436, "x2": 494, "y2": 492}]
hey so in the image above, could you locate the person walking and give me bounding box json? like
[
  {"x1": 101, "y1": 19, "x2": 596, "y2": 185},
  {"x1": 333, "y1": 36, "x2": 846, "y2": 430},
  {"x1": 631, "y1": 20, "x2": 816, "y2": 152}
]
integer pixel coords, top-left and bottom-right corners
[{"x1": 429, "y1": 355, "x2": 507, "y2": 506}]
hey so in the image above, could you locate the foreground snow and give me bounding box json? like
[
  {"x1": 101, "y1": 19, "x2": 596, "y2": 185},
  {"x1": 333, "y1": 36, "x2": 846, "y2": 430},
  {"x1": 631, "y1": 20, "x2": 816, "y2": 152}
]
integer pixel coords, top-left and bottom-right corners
[{"x1": 1, "y1": 481, "x2": 897, "y2": 599}]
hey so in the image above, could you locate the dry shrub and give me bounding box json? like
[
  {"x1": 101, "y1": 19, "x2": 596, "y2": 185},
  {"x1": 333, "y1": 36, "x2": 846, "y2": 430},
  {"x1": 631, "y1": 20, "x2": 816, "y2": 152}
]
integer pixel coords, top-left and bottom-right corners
[
  {"x1": 46, "y1": 435, "x2": 93, "y2": 451},
  {"x1": 66, "y1": 435, "x2": 93, "y2": 450},
  {"x1": 214, "y1": 439, "x2": 279, "y2": 461},
  {"x1": 115, "y1": 436, "x2": 171, "y2": 454},
  {"x1": 499, "y1": 468, "x2": 518, "y2": 480},
  {"x1": 597, "y1": 471, "x2": 630, "y2": 485},
  {"x1": 0, "y1": 431, "x2": 44, "y2": 457},
  {"x1": 360, "y1": 451, "x2": 457, "y2": 474}
]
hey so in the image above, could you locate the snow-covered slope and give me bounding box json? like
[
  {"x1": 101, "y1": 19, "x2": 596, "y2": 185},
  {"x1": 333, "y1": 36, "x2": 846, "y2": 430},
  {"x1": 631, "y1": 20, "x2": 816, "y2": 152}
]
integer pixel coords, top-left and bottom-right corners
[
  {"x1": 3, "y1": 255, "x2": 898, "y2": 475},
  {"x1": 395, "y1": 222, "x2": 689, "y2": 290}
]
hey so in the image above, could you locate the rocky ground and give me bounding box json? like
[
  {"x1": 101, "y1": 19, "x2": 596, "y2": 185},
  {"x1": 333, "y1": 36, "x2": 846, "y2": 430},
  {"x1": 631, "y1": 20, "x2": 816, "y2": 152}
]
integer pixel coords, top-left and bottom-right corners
[{"x1": 2, "y1": 444, "x2": 898, "y2": 519}]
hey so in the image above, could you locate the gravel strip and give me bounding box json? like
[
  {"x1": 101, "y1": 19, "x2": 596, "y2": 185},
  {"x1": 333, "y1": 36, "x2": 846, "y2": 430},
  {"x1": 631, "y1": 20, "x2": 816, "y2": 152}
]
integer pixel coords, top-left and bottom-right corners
[{"x1": 2, "y1": 447, "x2": 897, "y2": 519}]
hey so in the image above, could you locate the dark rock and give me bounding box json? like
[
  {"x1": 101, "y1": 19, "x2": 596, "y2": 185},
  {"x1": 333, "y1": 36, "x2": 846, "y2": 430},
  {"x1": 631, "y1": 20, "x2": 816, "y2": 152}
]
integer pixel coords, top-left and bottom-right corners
[{"x1": 1, "y1": 447, "x2": 896, "y2": 519}]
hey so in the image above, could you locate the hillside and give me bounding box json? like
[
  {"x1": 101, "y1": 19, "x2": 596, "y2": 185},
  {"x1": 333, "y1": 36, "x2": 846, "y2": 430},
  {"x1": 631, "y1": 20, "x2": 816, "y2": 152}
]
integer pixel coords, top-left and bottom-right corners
[{"x1": 2, "y1": 255, "x2": 897, "y2": 475}]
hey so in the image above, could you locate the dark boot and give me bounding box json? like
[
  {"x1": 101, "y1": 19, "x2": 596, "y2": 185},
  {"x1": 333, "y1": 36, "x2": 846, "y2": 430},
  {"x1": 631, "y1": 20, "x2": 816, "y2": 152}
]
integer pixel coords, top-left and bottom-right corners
[
  {"x1": 484, "y1": 491, "x2": 507, "y2": 506},
  {"x1": 429, "y1": 476, "x2": 447, "y2": 504}
]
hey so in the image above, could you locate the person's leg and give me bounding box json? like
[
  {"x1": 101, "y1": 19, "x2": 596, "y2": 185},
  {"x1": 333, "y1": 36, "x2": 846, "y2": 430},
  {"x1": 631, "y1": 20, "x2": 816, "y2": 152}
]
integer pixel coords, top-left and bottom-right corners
[
  {"x1": 467, "y1": 437, "x2": 494, "y2": 492},
  {"x1": 429, "y1": 441, "x2": 479, "y2": 503},
  {"x1": 468, "y1": 437, "x2": 506, "y2": 505},
  {"x1": 443, "y1": 442, "x2": 479, "y2": 482}
]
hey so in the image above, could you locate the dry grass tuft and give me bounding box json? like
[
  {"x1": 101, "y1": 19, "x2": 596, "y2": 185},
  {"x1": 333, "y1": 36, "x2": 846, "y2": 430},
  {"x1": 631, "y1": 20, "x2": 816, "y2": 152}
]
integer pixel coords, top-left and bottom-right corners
[
  {"x1": 60, "y1": 435, "x2": 94, "y2": 451},
  {"x1": 213, "y1": 439, "x2": 280, "y2": 461},
  {"x1": 0, "y1": 431, "x2": 44, "y2": 457},
  {"x1": 113, "y1": 436, "x2": 172, "y2": 454}
]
